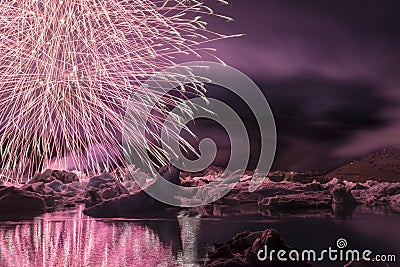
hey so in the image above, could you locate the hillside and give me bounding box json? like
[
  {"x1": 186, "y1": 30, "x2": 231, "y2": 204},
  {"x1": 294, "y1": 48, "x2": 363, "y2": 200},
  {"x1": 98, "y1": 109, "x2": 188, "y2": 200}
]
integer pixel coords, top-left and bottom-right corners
[{"x1": 324, "y1": 147, "x2": 400, "y2": 182}]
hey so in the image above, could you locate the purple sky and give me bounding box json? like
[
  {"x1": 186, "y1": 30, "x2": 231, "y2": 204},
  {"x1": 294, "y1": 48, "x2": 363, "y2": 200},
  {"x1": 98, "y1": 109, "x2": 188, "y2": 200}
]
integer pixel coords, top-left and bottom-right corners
[{"x1": 190, "y1": 0, "x2": 400, "y2": 171}]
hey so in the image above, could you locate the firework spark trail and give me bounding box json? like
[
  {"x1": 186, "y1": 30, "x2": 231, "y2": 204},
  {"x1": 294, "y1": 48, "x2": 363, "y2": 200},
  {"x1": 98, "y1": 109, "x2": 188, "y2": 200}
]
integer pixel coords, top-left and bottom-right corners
[{"x1": 0, "y1": 0, "x2": 233, "y2": 182}]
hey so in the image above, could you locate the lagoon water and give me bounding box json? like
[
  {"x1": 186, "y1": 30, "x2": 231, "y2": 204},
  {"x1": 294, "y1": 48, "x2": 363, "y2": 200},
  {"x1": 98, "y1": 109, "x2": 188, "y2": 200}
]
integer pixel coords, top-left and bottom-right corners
[{"x1": 0, "y1": 206, "x2": 399, "y2": 267}]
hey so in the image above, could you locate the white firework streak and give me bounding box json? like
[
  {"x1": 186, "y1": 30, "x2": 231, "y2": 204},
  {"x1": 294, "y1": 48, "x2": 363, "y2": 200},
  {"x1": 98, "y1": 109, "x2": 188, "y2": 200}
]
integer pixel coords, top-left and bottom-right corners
[{"x1": 0, "y1": 0, "x2": 234, "y2": 182}]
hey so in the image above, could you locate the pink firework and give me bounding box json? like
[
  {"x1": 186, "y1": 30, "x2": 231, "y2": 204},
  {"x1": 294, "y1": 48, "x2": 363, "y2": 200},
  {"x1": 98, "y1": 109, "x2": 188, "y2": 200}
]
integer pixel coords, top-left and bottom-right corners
[{"x1": 0, "y1": 0, "x2": 232, "y2": 181}]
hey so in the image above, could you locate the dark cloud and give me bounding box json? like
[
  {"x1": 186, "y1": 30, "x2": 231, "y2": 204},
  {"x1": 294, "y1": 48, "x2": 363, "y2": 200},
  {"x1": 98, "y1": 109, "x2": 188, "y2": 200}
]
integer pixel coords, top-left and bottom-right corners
[
  {"x1": 187, "y1": 0, "x2": 400, "y2": 170},
  {"x1": 188, "y1": 77, "x2": 394, "y2": 171}
]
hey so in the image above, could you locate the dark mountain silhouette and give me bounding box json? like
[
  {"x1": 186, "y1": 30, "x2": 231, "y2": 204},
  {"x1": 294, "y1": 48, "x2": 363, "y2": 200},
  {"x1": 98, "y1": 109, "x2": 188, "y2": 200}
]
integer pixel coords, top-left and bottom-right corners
[{"x1": 325, "y1": 147, "x2": 400, "y2": 182}]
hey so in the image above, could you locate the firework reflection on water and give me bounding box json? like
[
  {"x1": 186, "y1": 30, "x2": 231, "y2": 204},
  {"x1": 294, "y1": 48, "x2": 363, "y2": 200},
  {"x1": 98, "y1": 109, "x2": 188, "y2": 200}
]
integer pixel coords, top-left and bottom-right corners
[{"x1": 0, "y1": 206, "x2": 187, "y2": 267}]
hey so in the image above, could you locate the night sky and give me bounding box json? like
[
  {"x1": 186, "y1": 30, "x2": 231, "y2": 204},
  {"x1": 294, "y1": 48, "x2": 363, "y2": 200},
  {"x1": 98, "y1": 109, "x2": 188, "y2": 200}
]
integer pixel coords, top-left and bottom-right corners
[{"x1": 188, "y1": 0, "x2": 400, "y2": 171}]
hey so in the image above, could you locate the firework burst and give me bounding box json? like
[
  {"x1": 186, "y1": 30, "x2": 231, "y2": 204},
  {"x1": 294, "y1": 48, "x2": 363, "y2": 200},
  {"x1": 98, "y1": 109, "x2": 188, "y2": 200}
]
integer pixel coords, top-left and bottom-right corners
[{"x1": 0, "y1": 0, "x2": 231, "y2": 182}]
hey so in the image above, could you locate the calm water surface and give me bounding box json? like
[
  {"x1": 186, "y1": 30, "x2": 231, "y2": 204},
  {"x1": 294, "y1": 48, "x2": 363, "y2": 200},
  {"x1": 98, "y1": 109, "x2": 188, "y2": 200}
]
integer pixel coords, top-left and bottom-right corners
[{"x1": 0, "y1": 206, "x2": 399, "y2": 267}]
